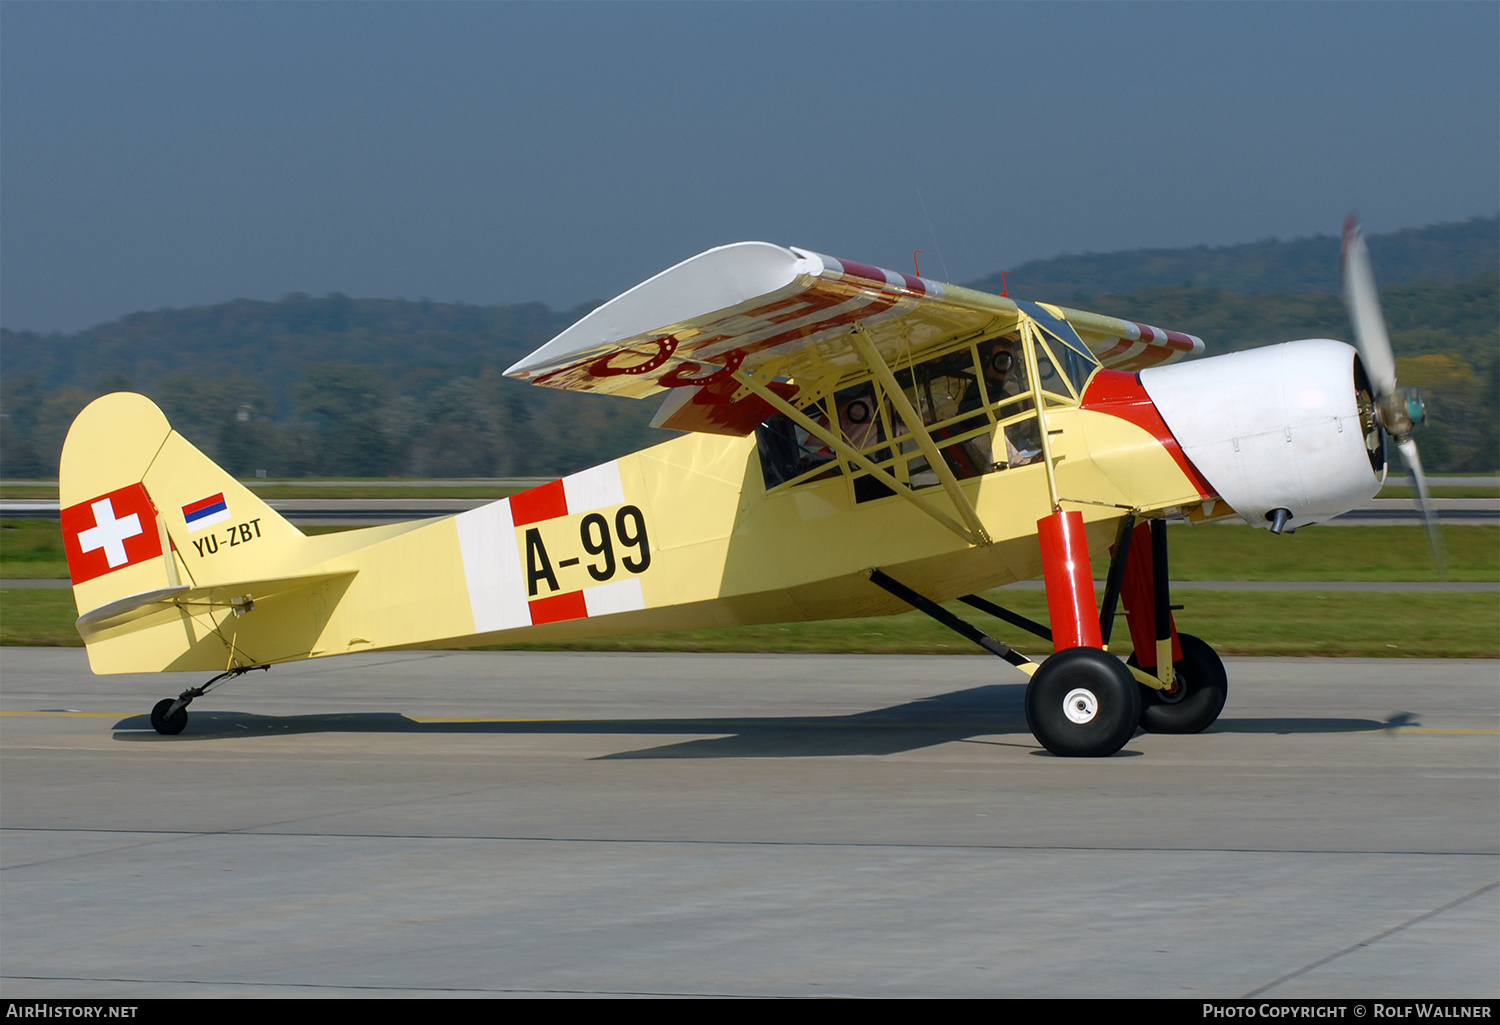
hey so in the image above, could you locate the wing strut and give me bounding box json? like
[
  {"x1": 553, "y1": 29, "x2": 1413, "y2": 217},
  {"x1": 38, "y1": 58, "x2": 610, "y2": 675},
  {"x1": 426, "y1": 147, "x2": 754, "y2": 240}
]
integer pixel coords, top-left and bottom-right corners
[
  {"x1": 847, "y1": 328, "x2": 991, "y2": 546},
  {"x1": 729, "y1": 369, "x2": 985, "y2": 546}
]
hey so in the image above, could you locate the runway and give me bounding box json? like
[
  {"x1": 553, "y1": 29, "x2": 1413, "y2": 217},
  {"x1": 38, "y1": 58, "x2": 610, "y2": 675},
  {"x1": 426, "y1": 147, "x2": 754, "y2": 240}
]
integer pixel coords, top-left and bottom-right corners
[
  {"x1": 3, "y1": 495, "x2": 1497, "y2": 525},
  {"x1": 1, "y1": 649, "x2": 1495, "y2": 998}
]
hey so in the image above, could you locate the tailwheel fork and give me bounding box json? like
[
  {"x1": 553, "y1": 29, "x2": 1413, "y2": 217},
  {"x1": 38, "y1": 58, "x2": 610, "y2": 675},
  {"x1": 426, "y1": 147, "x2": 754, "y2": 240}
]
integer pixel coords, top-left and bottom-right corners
[{"x1": 149, "y1": 664, "x2": 269, "y2": 736}]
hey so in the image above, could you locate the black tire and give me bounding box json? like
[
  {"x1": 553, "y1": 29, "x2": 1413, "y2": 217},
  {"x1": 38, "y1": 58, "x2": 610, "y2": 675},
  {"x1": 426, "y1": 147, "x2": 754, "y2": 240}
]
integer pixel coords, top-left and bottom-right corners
[
  {"x1": 1130, "y1": 633, "x2": 1228, "y2": 734},
  {"x1": 1025, "y1": 647, "x2": 1141, "y2": 757},
  {"x1": 150, "y1": 698, "x2": 188, "y2": 736}
]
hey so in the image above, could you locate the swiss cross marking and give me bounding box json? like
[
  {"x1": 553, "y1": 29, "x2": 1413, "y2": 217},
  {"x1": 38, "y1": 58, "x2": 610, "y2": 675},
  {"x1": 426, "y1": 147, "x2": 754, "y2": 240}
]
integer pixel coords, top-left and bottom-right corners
[
  {"x1": 77, "y1": 498, "x2": 144, "y2": 568},
  {"x1": 61, "y1": 483, "x2": 164, "y2": 584}
]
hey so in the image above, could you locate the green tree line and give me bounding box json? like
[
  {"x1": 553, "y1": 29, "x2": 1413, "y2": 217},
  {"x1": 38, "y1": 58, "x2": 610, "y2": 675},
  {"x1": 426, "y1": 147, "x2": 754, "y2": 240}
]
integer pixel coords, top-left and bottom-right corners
[
  {"x1": 969, "y1": 216, "x2": 1497, "y2": 299},
  {"x1": 4, "y1": 223, "x2": 1495, "y2": 479}
]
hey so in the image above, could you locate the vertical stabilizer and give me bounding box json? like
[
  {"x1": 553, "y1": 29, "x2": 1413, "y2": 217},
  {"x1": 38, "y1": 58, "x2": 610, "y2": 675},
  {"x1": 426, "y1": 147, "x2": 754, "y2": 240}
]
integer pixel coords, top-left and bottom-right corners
[{"x1": 59, "y1": 393, "x2": 310, "y2": 668}]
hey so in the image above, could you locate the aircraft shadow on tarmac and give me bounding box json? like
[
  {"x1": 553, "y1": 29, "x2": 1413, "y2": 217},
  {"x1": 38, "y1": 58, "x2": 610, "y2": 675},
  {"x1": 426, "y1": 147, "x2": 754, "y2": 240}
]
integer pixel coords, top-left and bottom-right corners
[{"x1": 110, "y1": 683, "x2": 1403, "y2": 758}]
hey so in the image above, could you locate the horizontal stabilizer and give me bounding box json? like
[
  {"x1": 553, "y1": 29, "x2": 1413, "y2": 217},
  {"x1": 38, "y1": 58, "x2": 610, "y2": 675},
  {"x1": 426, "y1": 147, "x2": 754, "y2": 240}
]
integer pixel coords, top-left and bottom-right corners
[{"x1": 76, "y1": 570, "x2": 357, "y2": 634}]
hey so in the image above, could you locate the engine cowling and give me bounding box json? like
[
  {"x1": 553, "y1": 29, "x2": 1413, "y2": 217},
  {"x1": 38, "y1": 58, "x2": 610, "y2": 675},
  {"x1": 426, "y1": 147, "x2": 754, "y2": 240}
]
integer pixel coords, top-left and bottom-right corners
[{"x1": 1140, "y1": 339, "x2": 1385, "y2": 531}]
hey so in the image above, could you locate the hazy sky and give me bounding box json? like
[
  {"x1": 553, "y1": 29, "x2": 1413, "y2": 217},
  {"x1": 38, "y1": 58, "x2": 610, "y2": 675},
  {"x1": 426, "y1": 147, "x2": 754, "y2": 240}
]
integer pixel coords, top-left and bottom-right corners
[{"x1": 3, "y1": 2, "x2": 1496, "y2": 333}]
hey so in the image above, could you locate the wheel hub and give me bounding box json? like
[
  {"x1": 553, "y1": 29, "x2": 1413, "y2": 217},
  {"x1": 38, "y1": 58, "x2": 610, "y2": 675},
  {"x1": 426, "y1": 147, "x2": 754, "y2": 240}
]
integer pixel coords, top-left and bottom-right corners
[
  {"x1": 1157, "y1": 670, "x2": 1186, "y2": 704},
  {"x1": 1062, "y1": 688, "x2": 1099, "y2": 724}
]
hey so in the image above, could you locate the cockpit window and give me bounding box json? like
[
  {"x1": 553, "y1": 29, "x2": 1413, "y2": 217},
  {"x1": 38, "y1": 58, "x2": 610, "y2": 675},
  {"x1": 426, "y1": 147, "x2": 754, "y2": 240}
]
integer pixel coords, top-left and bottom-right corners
[
  {"x1": 1015, "y1": 299, "x2": 1101, "y2": 394},
  {"x1": 756, "y1": 321, "x2": 1080, "y2": 500},
  {"x1": 1034, "y1": 331, "x2": 1095, "y2": 398},
  {"x1": 755, "y1": 400, "x2": 838, "y2": 488}
]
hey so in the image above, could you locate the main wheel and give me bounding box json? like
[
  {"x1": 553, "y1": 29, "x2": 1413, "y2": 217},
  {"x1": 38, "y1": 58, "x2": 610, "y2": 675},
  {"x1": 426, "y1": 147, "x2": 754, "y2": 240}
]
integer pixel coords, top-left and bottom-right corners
[
  {"x1": 150, "y1": 698, "x2": 188, "y2": 736},
  {"x1": 1130, "y1": 633, "x2": 1228, "y2": 734},
  {"x1": 1025, "y1": 647, "x2": 1141, "y2": 757}
]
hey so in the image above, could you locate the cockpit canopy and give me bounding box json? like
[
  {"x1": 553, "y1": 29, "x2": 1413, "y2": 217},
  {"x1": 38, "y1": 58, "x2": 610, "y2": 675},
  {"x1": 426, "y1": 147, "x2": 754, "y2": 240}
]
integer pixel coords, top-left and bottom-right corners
[{"x1": 757, "y1": 315, "x2": 1099, "y2": 501}]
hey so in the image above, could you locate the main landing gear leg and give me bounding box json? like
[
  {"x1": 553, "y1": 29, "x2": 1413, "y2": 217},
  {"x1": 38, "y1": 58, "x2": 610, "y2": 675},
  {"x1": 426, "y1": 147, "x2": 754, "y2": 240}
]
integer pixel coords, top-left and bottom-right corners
[
  {"x1": 1028, "y1": 509, "x2": 1139, "y2": 757},
  {"x1": 1121, "y1": 519, "x2": 1228, "y2": 734},
  {"x1": 149, "y1": 664, "x2": 269, "y2": 736},
  {"x1": 870, "y1": 525, "x2": 1140, "y2": 759}
]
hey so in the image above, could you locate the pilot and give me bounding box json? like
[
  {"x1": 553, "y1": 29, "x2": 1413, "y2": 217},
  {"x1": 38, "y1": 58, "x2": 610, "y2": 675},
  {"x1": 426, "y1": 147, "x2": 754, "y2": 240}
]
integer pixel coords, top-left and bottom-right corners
[
  {"x1": 967, "y1": 335, "x2": 1040, "y2": 468},
  {"x1": 977, "y1": 336, "x2": 1022, "y2": 402}
]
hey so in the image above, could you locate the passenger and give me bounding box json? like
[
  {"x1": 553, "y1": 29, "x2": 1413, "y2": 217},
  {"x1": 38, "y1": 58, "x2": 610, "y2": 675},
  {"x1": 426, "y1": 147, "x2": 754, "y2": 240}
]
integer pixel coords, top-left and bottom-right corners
[
  {"x1": 797, "y1": 408, "x2": 840, "y2": 478},
  {"x1": 756, "y1": 409, "x2": 839, "y2": 486},
  {"x1": 837, "y1": 387, "x2": 880, "y2": 452}
]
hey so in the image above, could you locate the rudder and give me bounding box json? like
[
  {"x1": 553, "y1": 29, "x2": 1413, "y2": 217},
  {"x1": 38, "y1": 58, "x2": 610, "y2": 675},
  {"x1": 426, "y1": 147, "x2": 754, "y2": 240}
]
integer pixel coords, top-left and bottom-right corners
[{"x1": 60, "y1": 392, "x2": 307, "y2": 624}]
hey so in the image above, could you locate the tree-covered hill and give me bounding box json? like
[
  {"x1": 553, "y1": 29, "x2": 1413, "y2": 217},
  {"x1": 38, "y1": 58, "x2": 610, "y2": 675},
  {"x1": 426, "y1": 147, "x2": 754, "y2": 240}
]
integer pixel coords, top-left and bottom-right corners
[
  {"x1": 1083, "y1": 273, "x2": 1497, "y2": 473},
  {"x1": 3, "y1": 218, "x2": 1495, "y2": 478},
  {"x1": 968, "y1": 216, "x2": 1497, "y2": 301},
  {"x1": 1, "y1": 294, "x2": 586, "y2": 409}
]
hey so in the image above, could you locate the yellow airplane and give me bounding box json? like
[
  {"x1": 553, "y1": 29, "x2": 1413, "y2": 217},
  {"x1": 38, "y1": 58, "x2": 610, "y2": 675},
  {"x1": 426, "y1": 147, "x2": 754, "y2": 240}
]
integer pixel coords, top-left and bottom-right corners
[{"x1": 57, "y1": 217, "x2": 1426, "y2": 756}]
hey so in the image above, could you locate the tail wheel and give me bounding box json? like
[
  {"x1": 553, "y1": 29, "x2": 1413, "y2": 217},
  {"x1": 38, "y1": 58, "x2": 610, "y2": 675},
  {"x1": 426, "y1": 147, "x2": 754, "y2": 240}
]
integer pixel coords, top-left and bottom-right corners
[
  {"x1": 1025, "y1": 647, "x2": 1141, "y2": 757},
  {"x1": 1130, "y1": 633, "x2": 1227, "y2": 734},
  {"x1": 150, "y1": 698, "x2": 188, "y2": 736}
]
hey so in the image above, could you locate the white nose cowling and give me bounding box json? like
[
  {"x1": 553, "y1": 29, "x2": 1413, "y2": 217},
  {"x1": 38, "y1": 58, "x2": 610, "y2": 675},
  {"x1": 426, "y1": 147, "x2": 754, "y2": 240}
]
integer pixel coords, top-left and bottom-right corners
[{"x1": 1140, "y1": 339, "x2": 1386, "y2": 531}]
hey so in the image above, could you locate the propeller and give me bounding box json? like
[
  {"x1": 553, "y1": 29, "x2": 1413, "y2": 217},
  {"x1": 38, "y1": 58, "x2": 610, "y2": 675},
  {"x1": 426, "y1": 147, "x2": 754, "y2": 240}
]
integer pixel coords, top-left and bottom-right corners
[{"x1": 1340, "y1": 213, "x2": 1447, "y2": 577}]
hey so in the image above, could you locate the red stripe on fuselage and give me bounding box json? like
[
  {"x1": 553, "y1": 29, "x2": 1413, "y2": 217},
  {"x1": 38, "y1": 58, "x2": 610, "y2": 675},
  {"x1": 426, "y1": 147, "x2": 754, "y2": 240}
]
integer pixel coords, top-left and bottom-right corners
[
  {"x1": 510, "y1": 479, "x2": 568, "y2": 526},
  {"x1": 529, "y1": 589, "x2": 588, "y2": 625},
  {"x1": 1079, "y1": 370, "x2": 1215, "y2": 499}
]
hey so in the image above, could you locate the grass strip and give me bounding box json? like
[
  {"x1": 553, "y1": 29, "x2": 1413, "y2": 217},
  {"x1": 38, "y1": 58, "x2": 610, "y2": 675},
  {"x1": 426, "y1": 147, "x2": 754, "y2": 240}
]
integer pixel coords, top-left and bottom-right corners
[
  {"x1": 5, "y1": 587, "x2": 1494, "y2": 658},
  {"x1": 0, "y1": 483, "x2": 533, "y2": 501},
  {"x1": 1166, "y1": 525, "x2": 1495, "y2": 581},
  {"x1": 0, "y1": 519, "x2": 366, "y2": 578},
  {"x1": 1378, "y1": 485, "x2": 1497, "y2": 499},
  {"x1": 0, "y1": 589, "x2": 81, "y2": 647},
  {"x1": 0, "y1": 480, "x2": 1490, "y2": 501},
  {"x1": 4, "y1": 520, "x2": 1494, "y2": 582}
]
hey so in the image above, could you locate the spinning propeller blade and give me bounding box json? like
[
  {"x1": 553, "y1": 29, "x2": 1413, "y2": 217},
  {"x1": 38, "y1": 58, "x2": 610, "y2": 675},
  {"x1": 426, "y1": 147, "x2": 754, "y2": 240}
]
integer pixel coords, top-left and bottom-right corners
[
  {"x1": 1341, "y1": 213, "x2": 1397, "y2": 397},
  {"x1": 1340, "y1": 213, "x2": 1446, "y2": 576},
  {"x1": 1396, "y1": 437, "x2": 1448, "y2": 578}
]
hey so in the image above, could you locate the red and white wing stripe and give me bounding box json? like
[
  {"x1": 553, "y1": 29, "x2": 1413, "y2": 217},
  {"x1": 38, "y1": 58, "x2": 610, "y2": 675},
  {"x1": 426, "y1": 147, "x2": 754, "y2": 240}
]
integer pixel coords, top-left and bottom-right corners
[
  {"x1": 1080, "y1": 319, "x2": 1204, "y2": 372},
  {"x1": 814, "y1": 253, "x2": 945, "y2": 299}
]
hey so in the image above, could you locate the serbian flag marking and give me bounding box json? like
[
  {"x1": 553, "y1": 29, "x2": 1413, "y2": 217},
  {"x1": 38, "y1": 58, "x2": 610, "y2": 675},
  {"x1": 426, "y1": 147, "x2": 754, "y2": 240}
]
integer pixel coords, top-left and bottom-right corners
[
  {"x1": 61, "y1": 483, "x2": 163, "y2": 584},
  {"x1": 182, "y1": 492, "x2": 231, "y2": 532}
]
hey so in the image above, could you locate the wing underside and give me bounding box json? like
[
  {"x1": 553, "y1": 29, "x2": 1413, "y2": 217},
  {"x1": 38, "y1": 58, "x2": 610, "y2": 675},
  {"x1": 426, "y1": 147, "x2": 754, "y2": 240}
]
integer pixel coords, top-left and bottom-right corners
[{"x1": 506, "y1": 243, "x2": 1202, "y2": 431}]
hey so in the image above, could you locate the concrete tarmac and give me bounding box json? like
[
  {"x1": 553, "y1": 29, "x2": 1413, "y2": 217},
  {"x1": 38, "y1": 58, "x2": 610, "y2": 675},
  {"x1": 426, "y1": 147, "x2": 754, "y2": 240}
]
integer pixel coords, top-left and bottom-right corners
[{"x1": 1, "y1": 649, "x2": 1495, "y2": 998}]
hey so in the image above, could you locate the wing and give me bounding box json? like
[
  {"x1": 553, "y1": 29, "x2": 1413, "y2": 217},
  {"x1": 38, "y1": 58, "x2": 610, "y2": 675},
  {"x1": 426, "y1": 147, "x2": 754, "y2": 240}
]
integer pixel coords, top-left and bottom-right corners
[
  {"x1": 506, "y1": 243, "x2": 1202, "y2": 432},
  {"x1": 505, "y1": 243, "x2": 997, "y2": 398},
  {"x1": 1062, "y1": 307, "x2": 1205, "y2": 373}
]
